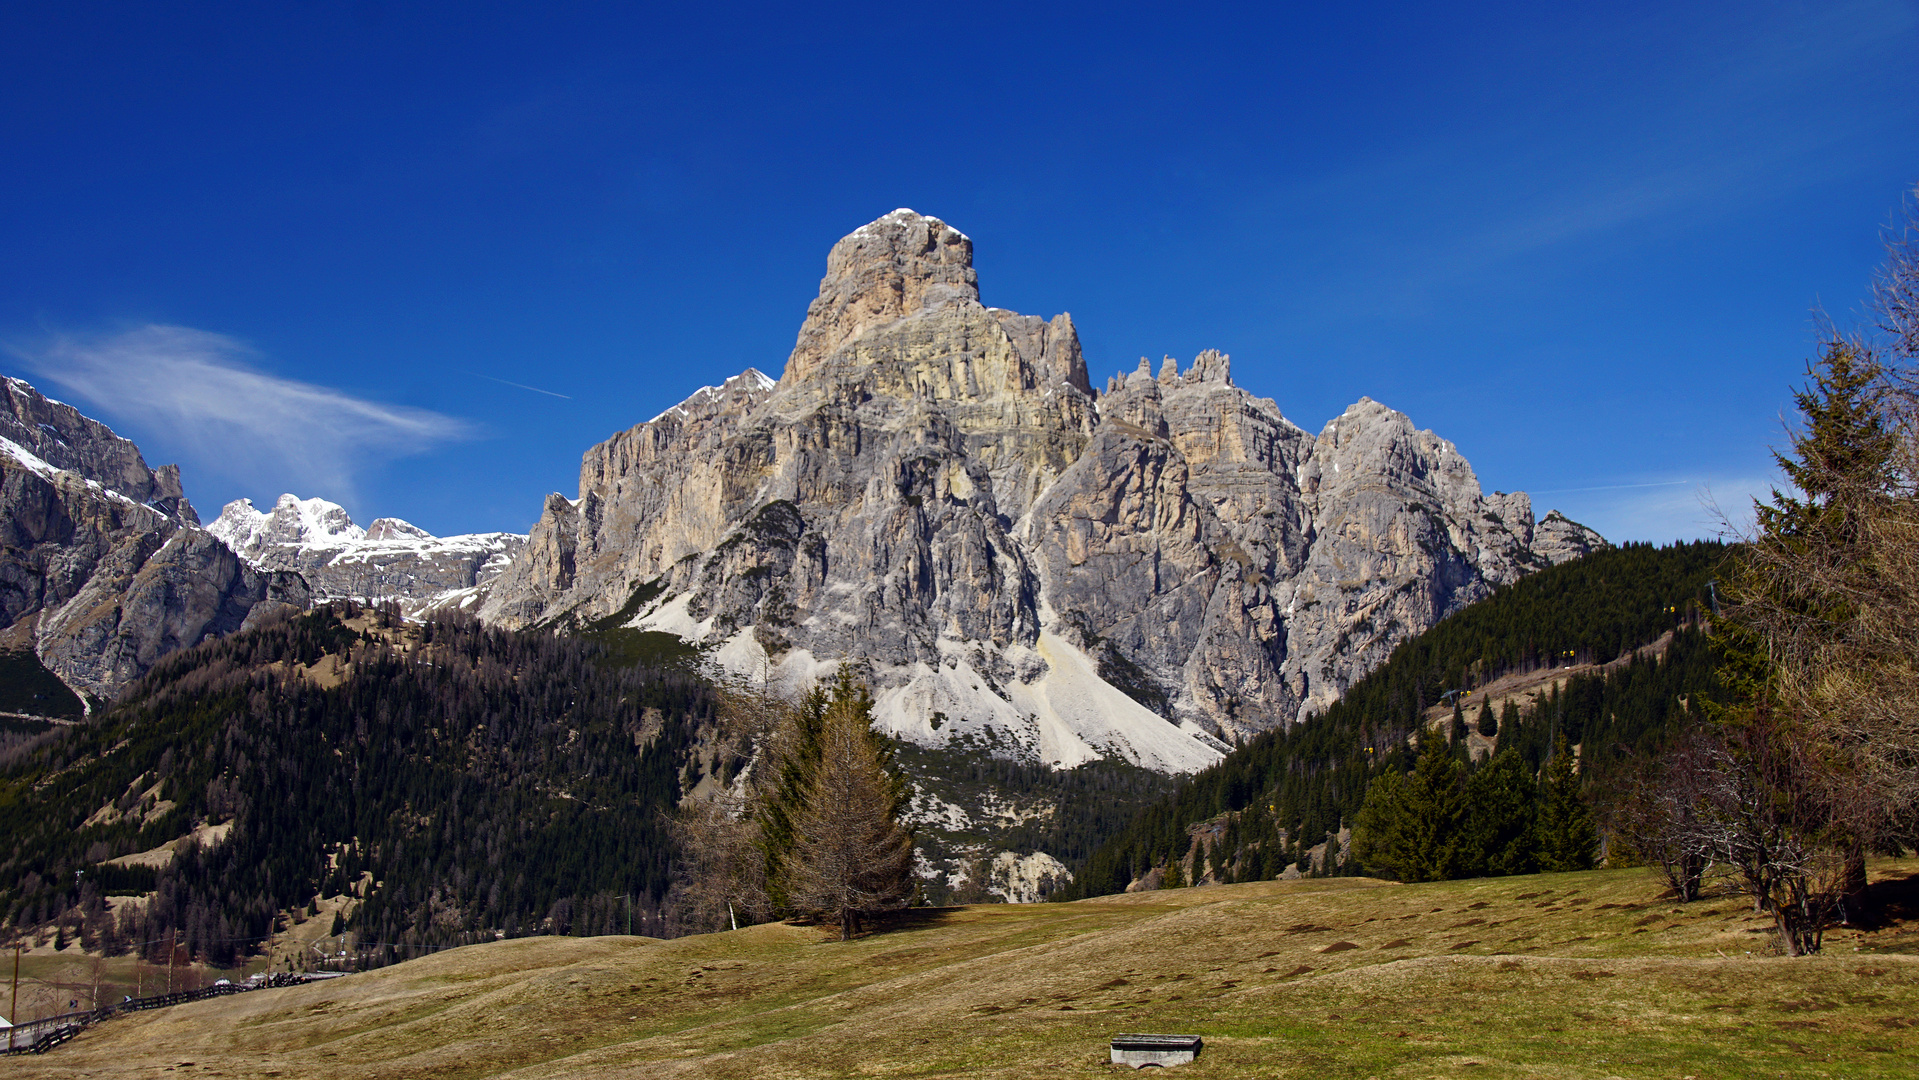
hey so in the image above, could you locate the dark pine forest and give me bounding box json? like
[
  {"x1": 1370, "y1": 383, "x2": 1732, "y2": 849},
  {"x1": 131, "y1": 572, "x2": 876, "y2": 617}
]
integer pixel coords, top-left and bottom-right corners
[{"x1": 0, "y1": 603, "x2": 714, "y2": 967}]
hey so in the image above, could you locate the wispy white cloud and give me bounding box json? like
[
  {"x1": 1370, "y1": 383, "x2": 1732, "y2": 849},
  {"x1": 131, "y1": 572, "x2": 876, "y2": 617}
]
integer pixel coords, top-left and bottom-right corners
[{"x1": 11, "y1": 324, "x2": 474, "y2": 505}]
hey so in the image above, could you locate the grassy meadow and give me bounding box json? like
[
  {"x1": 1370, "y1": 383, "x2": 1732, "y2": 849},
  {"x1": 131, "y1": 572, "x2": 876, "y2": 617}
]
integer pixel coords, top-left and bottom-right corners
[{"x1": 10, "y1": 861, "x2": 1918, "y2": 1079}]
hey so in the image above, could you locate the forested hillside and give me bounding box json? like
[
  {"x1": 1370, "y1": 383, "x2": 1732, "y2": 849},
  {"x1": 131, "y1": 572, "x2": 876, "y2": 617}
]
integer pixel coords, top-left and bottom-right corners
[
  {"x1": 0, "y1": 602, "x2": 715, "y2": 966},
  {"x1": 1058, "y1": 540, "x2": 1728, "y2": 900}
]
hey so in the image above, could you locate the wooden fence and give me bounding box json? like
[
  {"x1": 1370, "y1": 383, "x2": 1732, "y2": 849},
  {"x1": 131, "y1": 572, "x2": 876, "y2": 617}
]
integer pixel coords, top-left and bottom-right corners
[{"x1": 3, "y1": 973, "x2": 328, "y2": 1055}]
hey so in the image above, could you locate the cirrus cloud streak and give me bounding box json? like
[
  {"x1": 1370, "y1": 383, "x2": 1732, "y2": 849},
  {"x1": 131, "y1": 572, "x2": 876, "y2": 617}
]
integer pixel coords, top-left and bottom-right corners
[{"x1": 12, "y1": 324, "x2": 474, "y2": 506}]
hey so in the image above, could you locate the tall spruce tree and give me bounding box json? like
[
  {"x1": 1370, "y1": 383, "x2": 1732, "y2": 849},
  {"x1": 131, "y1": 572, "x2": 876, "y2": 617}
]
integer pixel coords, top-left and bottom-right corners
[
  {"x1": 1536, "y1": 735, "x2": 1598, "y2": 871},
  {"x1": 1352, "y1": 730, "x2": 1468, "y2": 882}
]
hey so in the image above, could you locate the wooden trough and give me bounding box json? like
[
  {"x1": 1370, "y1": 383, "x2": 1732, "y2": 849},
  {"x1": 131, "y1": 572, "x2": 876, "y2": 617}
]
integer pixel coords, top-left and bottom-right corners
[{"x1": 1109, "y1": 1033, "x2": 1203, "y2": 1068}]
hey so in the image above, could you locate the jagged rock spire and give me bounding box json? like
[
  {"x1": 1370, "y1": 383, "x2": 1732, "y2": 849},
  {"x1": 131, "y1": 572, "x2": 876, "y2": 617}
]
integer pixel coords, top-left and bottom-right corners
[{"x1": 784, "y1": 209, "x2": 979, "y2": 385}]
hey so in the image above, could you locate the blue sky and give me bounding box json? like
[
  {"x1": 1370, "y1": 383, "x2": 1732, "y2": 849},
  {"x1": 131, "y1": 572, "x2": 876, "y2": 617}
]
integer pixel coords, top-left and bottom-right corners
[{"x1": 3, "y1": 2, "x2": 1915, "y2": 542}]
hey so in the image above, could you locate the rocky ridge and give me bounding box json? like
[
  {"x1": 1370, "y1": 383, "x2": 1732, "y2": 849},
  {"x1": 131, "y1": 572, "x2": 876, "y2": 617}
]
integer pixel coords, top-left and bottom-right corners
[
  {"x1": 480, "y1": 209, "x2": 1607, "y2": 773},
  {"x1": 210, "y1": 495, "x2": 526, "y2": 617},
  {"x1": 0, "y1": 379, "x2": 309, "y2": 706}
]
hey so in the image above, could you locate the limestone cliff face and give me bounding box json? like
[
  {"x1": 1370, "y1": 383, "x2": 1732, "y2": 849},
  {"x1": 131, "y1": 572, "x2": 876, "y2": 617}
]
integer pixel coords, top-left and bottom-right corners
[
  {"x1": 0, "y1": 379, "x2": 308, "y2": 705},
  {"x1": 209, "y1": 494, "x2": 524, "y2": 617},
  {"x1": 481, "y1": 210, "x2": 1605, "y2": 770},
  {"x1": 1, "y1": 378, "x2": 199, "y2": 524}
]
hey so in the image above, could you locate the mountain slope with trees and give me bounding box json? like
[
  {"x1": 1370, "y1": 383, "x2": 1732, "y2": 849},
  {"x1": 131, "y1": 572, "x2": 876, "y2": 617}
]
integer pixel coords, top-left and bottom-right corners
[
  {"x1": 0, "y1": 602, "x2": 716, "y2": 966},
  {"x1": 1057, "y1": 539, "x2": 1727, "y2": 900}
]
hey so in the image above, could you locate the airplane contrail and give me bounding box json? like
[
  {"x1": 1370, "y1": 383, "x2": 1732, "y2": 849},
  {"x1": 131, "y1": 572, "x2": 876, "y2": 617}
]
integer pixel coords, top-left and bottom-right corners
[{"x1": 475, "y1": 374, "x2": 571, "y2": 399}]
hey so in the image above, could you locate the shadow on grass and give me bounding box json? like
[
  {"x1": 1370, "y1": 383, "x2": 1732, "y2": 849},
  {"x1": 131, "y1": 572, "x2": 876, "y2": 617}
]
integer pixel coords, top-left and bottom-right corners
[
  {"x1": 871, "y1": 906, "x2": 964, "y2": 932},
  {"x1": 1859, "y1": 868, "x2": 1919, "y2": 929},
  {"x1": 780, "y1": 906, "x2": 963, "y2": 941}
]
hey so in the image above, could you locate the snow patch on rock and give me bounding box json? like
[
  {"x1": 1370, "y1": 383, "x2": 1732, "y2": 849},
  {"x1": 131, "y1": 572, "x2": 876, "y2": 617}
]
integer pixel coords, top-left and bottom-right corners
[{"x1": 209, "y1": 494, "x2": 526, "y2": 617}]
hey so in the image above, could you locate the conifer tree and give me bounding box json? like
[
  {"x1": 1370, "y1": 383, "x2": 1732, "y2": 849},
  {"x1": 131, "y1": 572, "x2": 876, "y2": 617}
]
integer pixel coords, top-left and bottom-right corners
[
  {"x1": 1460, "y1": 750, "x2": 1537, "y2": 876},
  {"x1": 1451, "y1": 700, "x2": 1468, "y2": 741},
  {"x1": 754, "y1": 685, "x2": 830, "y2": 912},
  {"x1": 1352, "y1": 730, "x2": 1468, "y2": 882},
  {"x1": 1720, "y1": 335, "x2": 1910, "y2": 912},
  {"x1": 781, "y1": 671, "x2": 914, "y2": 940},
  {"x1": 1476, "y1": 701, "x2": 1497, "y2": 738},
  {"x1": 1536, "y1": 735, "x2": 1597, "y2": 871}
]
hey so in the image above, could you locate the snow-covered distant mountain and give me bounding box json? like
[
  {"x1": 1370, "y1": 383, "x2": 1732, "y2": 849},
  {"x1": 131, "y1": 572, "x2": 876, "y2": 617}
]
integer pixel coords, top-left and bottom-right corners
[{"x1": 210, "y1": 494, "x2": 526, "y2": 616}]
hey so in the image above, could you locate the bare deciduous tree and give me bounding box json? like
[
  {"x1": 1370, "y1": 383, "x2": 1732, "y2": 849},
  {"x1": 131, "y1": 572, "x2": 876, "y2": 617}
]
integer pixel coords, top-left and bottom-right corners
[
  {"x1": 673, "y1": 792, "x2": 772, "y2": 934},
  {"x1": 1611, "y1": 734, "x2": 1719, "y2": 903}
]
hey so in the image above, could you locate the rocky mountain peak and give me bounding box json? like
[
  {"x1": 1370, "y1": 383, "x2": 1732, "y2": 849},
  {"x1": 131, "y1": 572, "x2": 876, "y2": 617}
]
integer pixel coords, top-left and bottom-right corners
[
  {"x1": 1105, "y1": 350, "x2": 1233, "y2": 395},
  {"x1": 365, "y1": 518, "x2": 433, "y2": 541},
  {"x1": 212, "y1": 493, "x2": 526, "y2": 617},
  {"x1": 0, "y1": 377, "x2": 310, "y2": 704},
  {"x1": 211, "y1": 494, "x2": 365, "y2": 554},
  {"x1": 783, "y1": 209, "x2": 981, "y2": 386},
  {"x1": 648, "y1": 368, "x2": 778, "y2": 426},
  {"x1": 1534, "y1": 509, "x2": 1609, "y2": 566},
  {"x1": 480, "y1": 211, "x2": 1609, "y2": 779},
  {"x1": 0, "y1": 377, "x2": 197, "y2": 523}
]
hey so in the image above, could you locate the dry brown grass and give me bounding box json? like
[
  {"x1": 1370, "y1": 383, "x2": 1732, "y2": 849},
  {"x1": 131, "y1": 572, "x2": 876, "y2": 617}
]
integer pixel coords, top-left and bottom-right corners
[{"x1": 11, "y1": 861, "x2": 1919, "y2": 1078}]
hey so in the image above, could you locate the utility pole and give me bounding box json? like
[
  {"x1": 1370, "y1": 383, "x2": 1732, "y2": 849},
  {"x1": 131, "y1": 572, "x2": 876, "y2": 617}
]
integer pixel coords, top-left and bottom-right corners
[{"x1": 10, "y1": 944, "x2": 20, "y2": 1051}]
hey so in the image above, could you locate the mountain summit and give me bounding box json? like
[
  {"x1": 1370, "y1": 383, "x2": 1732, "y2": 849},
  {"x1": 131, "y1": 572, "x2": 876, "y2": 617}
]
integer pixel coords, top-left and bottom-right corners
[
  {"x1": 210, "y1": 494, "x2": 525, "y2": 617},
  {"x1": 480, "y1": 210, "x2": 1605, "y2": 771}
]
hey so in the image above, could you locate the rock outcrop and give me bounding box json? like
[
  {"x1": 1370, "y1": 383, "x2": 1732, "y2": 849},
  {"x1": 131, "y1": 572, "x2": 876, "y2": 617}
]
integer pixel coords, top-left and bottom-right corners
[
  {"x1": 0, "y1": 379, "x2": 308, "y2": 705},
  {"x1": 1, "y1": 378, "x2": 199, "y2": 523},
  {"x1": 481, "y1": 209, "x2": 1607, "y2": 771},
  {"x1": 1532, "y1": 509, "x2": 1608, "y2": 567},
  {"x1": 209, "y1": 495, "x2": 525, "y2": 617}
]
